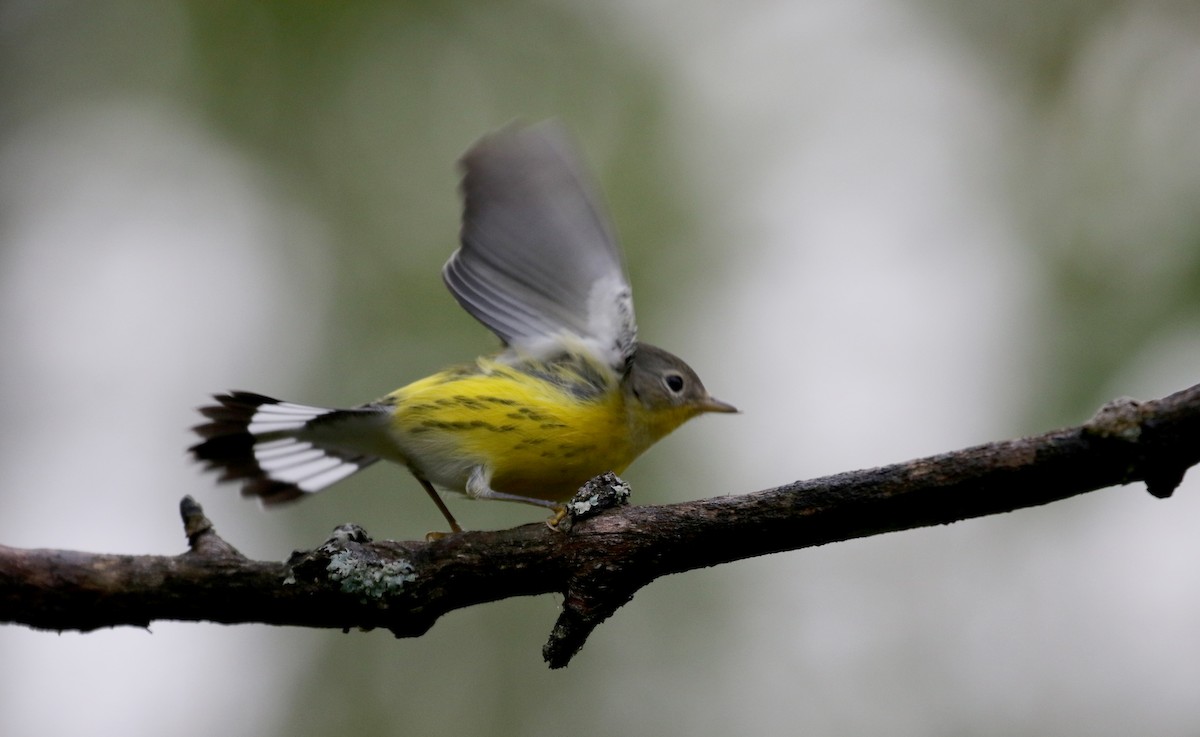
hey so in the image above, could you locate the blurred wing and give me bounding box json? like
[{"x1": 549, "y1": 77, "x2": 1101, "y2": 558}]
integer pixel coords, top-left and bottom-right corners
[{"x1": 443, "y1": 121, "x2": 637, "y2": 372}]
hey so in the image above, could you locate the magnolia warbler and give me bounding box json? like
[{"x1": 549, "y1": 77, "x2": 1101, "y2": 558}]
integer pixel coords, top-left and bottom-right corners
[{"x1": 190, "y1": 121, "x2": 736, "y2": 533}]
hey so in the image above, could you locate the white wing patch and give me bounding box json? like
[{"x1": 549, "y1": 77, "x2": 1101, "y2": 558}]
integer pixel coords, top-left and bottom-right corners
[
  {"x1": 585, "y1": 274, "x2": 637, "y2": 370},
  {"x1": 510, "y1": 277, "x2": 635, "y2": 367}
]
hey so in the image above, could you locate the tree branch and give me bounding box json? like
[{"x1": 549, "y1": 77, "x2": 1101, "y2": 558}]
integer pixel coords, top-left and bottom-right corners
[{"x1": 2, "y1": 385, "x2": 1198, "y2": 668}]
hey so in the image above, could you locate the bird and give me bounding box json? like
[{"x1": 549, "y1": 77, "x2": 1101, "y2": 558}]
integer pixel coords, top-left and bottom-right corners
[{"x1": 189, "y1": 121, "x2": 736, "y2": 534}]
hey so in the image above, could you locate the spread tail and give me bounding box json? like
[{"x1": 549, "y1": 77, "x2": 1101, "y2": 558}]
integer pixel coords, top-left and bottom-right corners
[{"x1": 189, "y1": 391, "x2": 388, "y2": 504}]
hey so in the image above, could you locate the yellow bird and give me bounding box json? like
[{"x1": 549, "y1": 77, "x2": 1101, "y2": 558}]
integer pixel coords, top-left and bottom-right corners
[{"x1": 190, "y1": 122, "x2": 736, "y2": 533}]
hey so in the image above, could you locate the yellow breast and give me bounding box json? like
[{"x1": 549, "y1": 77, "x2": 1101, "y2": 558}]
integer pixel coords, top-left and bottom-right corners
[{"x1": 386, "y1": 355, "x2": 647, "y2": 501}]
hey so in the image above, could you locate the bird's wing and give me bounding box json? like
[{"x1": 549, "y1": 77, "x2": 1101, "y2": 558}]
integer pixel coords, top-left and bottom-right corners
[{"x1": 443, "y1": 121, "x2": 637, "y2": 373}]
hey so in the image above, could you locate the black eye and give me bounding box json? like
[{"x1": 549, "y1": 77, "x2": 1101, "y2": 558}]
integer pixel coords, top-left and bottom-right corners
[{"x1": 664, "y1": 373, "x2": 685, "y2": 393}]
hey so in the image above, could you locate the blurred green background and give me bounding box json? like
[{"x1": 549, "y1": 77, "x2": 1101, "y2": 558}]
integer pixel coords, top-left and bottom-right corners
[{"x1": 3, "y1": 1, "x2": 1200, "y2": 735}]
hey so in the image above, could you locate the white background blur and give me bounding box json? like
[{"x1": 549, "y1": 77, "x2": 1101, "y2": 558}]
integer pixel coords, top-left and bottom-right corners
[{"x1": 2, "y1": 2, "x2": 1199, "y2": 735}]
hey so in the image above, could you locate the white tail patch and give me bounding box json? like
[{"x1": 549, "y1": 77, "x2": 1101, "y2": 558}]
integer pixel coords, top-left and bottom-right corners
[
  {"x1": 254, "y1": 438, "x2": 364, "y2": 491},
  {"x1": 190, "y1": 391, "x2": 387, "y2": 503},
  {"x1": 246, "y1": 403, "x2": 334, "y2": 435}
]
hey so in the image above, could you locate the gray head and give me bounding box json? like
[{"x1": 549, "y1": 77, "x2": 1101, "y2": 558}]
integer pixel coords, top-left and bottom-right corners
[{"x1": 623, "y1": 343, "x2": 737, "y2": 440}]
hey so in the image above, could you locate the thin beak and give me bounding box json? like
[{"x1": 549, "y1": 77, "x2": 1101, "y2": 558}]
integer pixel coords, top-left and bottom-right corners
[{"x1": 700, "y1": 396, "x2": 739, "y2": 414}]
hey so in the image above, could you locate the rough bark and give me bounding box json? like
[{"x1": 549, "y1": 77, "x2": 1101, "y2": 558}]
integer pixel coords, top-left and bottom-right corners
[{"x1": 2, "y1": 386, "x2": 1197, "y2": 668}]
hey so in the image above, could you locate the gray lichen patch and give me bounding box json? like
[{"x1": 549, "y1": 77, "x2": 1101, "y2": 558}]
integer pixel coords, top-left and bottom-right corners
[
  {"x1": 567, "y1": 473, "x2": 632, "y2": 519},
  {"x1": 325, "y1": 550, "x2": 417, "y2": 603},
  {"x1": 1084, "y1": 396, "x2": 1146, "y2": 442}
]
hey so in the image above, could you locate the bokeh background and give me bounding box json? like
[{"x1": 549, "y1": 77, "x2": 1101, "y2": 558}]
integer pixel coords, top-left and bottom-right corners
[{"x1": 3, "y1": 1, "x2": 1200, "y2": 735}]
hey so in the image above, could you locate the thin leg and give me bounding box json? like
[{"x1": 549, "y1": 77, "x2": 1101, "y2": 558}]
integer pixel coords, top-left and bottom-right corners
[
  {"x1": 464, "y1": 467, "x2": 559, "y2": 508},
  {"x1": 466, "y1": 467, "x2": 565, "y2": 528},
  {"x1": 417, "y1": 477, "x2": 463, "y2": 533}
]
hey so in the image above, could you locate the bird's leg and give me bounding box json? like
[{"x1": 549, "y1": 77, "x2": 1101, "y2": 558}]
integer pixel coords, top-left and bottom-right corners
[
  {"x1": 417, "y1": 477, "x2": 463, "y2": 539},
  {"x1": 465, "y1": 466, "x2": 566, "y2": 529}
]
